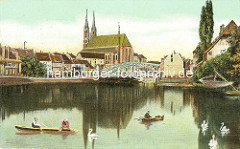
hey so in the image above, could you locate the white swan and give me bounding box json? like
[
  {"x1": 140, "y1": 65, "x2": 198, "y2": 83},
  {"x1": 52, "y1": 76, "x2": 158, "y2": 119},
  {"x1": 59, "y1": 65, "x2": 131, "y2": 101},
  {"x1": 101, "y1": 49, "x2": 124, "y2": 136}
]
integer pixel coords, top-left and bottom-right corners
[
  {"x1": 208, "y1": 134, "x2": 218, "y2": 148},
  {"x1": 88, "y1": 128, "x2": 98, "y2": 142},
  {"x1": 220, "y1": 122, "x2": 230, "y2": 137},
  {"x1": 201, "y1": 120, "x2": 208, "y2": 135}
]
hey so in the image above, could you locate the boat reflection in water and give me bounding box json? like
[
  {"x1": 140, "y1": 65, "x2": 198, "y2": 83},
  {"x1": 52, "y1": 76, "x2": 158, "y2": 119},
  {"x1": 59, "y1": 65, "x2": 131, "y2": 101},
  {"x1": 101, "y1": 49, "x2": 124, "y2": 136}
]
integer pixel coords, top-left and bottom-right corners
[{"x1": 0, "y1": 83, "x2": 240, "y2": 148}]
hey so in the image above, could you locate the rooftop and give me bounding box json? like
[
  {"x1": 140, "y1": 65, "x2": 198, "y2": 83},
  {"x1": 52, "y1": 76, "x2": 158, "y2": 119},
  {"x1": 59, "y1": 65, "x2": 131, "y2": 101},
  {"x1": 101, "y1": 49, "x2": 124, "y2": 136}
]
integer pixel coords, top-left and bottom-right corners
[{"x1": 85, "y1": 33, "x2": 132, "y2": 49}]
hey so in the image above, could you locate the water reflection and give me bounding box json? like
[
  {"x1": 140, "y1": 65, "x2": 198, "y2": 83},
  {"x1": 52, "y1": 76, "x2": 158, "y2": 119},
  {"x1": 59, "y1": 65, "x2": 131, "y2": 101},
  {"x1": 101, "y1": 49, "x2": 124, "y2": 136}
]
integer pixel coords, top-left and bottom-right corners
[
  {"x1": 0, "y1": 84, "x2": 240, "y2": 148},
  {"x1": 190, "y1": 89, "x2": 240, "y2": 149},
  {"x1": 0, "y1": 83, "x2": 152, "y2": 148}
]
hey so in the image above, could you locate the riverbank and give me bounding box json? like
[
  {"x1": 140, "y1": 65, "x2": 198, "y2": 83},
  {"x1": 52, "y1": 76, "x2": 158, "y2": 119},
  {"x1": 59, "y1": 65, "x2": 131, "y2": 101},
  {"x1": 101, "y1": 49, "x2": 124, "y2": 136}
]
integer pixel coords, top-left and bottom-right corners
[{"x1": 0, "y1": 77, "x2": 140, "y2": 86}]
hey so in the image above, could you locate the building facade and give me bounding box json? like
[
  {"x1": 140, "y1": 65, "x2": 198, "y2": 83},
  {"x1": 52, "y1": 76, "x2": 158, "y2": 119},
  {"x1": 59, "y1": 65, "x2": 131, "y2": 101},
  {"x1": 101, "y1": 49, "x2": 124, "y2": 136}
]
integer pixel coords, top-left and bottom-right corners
[
  {"x1": 0, "y1": 46, "x2": 21, "y2": 76},
  {"x1": 203, "y1": 20, "x2": 238, "y2": 61},
  {"x1": 163, "y1": 51, "x2": 185, "y2": 77}
]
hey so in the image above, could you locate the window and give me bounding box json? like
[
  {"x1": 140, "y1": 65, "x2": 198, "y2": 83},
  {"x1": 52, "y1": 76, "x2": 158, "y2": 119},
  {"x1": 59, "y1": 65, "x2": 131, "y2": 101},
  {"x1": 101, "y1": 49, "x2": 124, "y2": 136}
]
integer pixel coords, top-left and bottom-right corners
[
  {"x1": 171, "y1": 54, "x2": 173, "y2": 62},
  {"x1": 116, "y1": 55, "x2": 117, "y2": 60}
]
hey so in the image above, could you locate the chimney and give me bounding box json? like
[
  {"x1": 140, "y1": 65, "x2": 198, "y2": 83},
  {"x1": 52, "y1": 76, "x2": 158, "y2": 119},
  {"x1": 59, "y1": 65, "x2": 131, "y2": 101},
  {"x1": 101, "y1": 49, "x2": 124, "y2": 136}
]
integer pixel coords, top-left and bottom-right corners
[
  {"x1": 7, "y1": 47, "x2": 10, "y2": 59},
  {"x1": 220, "y1": 24, "x2": 225, "y2": 35}
]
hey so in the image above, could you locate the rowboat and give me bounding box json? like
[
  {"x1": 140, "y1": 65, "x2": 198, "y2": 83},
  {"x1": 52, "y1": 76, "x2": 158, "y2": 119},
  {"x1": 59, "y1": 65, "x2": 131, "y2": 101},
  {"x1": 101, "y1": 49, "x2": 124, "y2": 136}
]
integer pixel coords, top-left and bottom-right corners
[
  {"x1": 141, "y1": 115, "x2": 164, "y2": 122},
  {"x1": 15, "y1": 125, "x2": 77, "y2": 134},
  {"x1": 199, "y1": 75, "x2": 233, "y2": 88}
]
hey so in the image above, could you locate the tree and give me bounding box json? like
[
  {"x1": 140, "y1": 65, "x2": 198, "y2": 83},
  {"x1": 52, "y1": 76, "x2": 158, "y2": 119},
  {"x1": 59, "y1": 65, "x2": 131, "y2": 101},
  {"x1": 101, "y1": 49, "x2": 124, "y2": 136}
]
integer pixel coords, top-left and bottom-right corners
[
  {"x1": 20, "y1": 56, "x2": 47, "y2": 77},
  {"x1": 198, "y1": 0, "x2": 214, "y2": 62},
  {"x1": 228, "y1": 26, "x2": 240, "y2": 79},
  {"x1": 206, "y1": 0, "x2": 214, "y2": 46},
  {"x1": 193, "y1": 51, "x2": 233, "y2": 81}
]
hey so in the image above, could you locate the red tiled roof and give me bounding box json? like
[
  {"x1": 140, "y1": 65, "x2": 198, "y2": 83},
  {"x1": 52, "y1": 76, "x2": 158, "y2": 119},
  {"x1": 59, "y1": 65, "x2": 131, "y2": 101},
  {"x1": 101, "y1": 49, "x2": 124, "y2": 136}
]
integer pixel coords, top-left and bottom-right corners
[
  {"x1": 139, "y1": 54, "x2": 147, "y2": 59},
  {"x1": 50, "y1": 54, "x2": 63, "y2": 63},
  {"x1": 203, "y1": 20, "x2": 237, "y2": 55},
  {"x1": 147, "y1": 61, "x2": 161, "y2": 64},
  {"x1": 10, "y1": 49, "x2": 34, "y2": 57},
  {"x1": 36, "y1": 53, "x2": 51, "y2": 61},
  {"x1": 133, "y1": 53, "x2": 138, "y2": 56}
]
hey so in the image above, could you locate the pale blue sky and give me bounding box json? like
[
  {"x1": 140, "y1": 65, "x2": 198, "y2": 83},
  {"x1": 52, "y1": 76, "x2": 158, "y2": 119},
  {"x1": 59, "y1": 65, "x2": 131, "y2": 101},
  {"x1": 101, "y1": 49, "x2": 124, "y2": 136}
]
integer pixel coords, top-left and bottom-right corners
[{"x1": 0, "y1": 0, "x2": 239, "y2": 60}]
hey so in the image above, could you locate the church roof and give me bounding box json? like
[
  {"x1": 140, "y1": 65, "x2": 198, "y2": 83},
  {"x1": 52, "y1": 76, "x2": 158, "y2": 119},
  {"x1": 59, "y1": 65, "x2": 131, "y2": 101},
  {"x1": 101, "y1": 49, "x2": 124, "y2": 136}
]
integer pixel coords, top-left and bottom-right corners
[{"x1": 84, "y1": 33, "x2": 132, "y2": 49}]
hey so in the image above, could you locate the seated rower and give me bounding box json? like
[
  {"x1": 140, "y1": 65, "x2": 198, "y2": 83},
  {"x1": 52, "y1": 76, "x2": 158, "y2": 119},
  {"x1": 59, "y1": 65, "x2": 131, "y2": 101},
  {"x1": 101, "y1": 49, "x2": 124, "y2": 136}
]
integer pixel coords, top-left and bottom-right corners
[
  {"x1": 60, "y1": 118, "x2": 70, "y2": 130},
  {"x1": 144, "y1": 111, "x2": 152, "y2": 119},
  {"x1": 32, "y1": 117, "x2": 41, "y2": 128}
]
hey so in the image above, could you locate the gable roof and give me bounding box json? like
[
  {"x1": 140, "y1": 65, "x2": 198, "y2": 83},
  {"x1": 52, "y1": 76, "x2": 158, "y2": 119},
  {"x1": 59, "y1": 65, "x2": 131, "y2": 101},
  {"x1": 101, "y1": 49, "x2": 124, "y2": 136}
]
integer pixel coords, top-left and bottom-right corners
[
  {"x1": 203, "y1": 20, "x2": 238, "y2": 55},
  {"x1": 50, "y1": 54, "x2": 63, "y2": 63},
  {"x1": 85, "y1": 33, "x2": 132, "y2": 49},
  {"x1": 79, "y1": 59, "x2": 94, "y2": 69},
  {"x1": 139, "y1": 54, "x2": 147, "y2": 59},
  {"x1": 147, "y1": 61, "x2": 161, "y2": 64},
  {"x1": 68, "y1": 53, "x2": 76, "y2": 59},
  {"x1": 36, "y1": 53, "x2": 51, "y2": 61}
]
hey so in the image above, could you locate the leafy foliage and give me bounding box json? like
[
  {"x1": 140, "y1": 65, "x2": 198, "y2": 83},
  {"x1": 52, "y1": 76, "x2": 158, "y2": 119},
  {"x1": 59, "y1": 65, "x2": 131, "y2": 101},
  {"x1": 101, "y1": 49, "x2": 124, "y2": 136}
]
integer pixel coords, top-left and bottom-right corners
[
  {"x1": 228, "y1": 26, "x2": 240, "y2": 79},
  {"x1": 198, "y1": 0, "x2": 214, "y2": 62},
  {"x1": 20, "y1": 56, "x2": 47, "y2": 77},
  {"x1": 193, "y1": 51, "x2": 233, "y2": 81}
]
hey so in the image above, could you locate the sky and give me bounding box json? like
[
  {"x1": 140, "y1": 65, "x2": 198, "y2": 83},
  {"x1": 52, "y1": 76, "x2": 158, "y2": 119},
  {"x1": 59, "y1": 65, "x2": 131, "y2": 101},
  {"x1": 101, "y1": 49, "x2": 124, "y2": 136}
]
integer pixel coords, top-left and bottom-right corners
[{"x1": 0, "y1": 0, "x2": 239, "y2": 61}]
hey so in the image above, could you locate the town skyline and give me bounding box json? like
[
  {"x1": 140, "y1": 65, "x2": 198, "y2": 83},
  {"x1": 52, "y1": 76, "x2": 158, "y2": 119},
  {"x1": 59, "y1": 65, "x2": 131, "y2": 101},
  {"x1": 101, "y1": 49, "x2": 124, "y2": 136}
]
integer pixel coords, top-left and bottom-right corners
[{"x1": 0, "y1": 0, "x2": 239, "y2": 61}]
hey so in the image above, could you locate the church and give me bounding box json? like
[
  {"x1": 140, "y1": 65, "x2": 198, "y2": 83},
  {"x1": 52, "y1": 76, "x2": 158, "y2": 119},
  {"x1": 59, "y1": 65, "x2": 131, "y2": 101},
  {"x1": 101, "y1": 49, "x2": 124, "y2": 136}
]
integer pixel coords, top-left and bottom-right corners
[{"x1": 78, "y1": 10, "x2": 133, "y2": 69}]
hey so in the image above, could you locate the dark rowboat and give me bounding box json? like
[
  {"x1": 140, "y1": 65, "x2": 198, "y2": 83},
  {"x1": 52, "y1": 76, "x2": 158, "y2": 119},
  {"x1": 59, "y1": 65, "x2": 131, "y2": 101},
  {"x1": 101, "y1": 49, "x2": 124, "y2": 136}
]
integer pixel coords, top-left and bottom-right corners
[
  {"x1": 15, "y1": 125, "x2": 77, "y2": 134},
  {"x1": 141, "y1": 115, "x2": 164, "y2": 122}
]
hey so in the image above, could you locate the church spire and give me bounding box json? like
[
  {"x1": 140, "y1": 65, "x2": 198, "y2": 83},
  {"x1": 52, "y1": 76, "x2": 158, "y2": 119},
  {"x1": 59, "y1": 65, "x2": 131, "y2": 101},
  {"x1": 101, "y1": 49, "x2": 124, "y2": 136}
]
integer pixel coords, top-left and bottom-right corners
[
  {"x1": 91, "y1": 11, "x2": 97, "y2": 39},
  {"x1": 83, "y1": 9, "x2": 89, "y2": 48},
  {"x1": 84, "y1": 9, "x2": 89, "y2": 28}
]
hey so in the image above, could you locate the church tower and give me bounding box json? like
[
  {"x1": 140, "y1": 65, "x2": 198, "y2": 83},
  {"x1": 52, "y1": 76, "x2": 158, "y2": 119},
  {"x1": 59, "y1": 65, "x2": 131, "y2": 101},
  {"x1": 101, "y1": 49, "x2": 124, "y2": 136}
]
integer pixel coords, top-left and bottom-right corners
[
  {"x1": 83, "y1": 9, "x2": 89, "y2": 48},
  {"x1": 91, "y1": 11, "x2": 97, "y2": 39}
]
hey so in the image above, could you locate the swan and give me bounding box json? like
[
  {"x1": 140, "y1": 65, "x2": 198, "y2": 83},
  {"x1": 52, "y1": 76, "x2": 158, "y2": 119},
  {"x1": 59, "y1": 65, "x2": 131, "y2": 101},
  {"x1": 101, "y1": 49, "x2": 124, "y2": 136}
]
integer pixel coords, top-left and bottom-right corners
[
  {"x1": 220, "y1": 122, "x2": 230, "y2": 137},
  {"x1": 208, "y1": 134, "x2": 218, "y2": 148},
  {"x1": 88, "y1": 128, "x2": 98, "y2": 142},
  {"x1": 220, "y1": 122, "x2": 230, "y2": 132},
  {"x1": 201, "y1": 120, "x2": 208, "y2": 135}
]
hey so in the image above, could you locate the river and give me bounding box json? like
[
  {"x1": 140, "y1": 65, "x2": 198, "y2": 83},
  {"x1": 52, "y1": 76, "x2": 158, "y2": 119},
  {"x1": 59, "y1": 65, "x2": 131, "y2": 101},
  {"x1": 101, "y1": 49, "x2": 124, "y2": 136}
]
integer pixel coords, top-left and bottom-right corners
[{"x1": 0, "y1": 83, "x2": 239, "y2": 149}]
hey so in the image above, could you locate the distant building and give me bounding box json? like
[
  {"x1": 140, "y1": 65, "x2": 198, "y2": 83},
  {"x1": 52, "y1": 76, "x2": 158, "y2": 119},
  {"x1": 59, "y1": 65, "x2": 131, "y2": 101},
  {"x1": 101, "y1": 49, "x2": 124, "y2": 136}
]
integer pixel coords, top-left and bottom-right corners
[
  {"x1": 0, "y1": 46, "x2": 21, "y2": 76},
  {"x1": 61, "y1": 54, "x2": 74, "y2": 71},
  {"x1": 10, "y1": 48, "x2": 34, "y2": 58},
  {"x1": 80, "y1": 10, "x2": 133, "y2": 68},
  {"x1": 139, "y1": 54, "x2": 147, "y2": 63},
  {"x1": 203, "y1": 20, "x2": 238, "y2": 61},
  {"x1": 79, "y1": 52, "x2": 104, "y2": 69},
  {"x1": 133, "y1": 53, "x2": 140, "y2": 63},
  {"x1": 65, "y1": 53, "x2": 77, "y2": 61},
  {"x1": 184, "y1": 59, "x2": 193, "y2": 74},
  {"x1": 163, "y1": 51, "x2": 185, "y2": 77},
  {"x1": 35, "y1": 52, "x2": 52, "y2": 72},
  {"x1": 50, "y1": 54, "x2": 63, "y2": 74}
]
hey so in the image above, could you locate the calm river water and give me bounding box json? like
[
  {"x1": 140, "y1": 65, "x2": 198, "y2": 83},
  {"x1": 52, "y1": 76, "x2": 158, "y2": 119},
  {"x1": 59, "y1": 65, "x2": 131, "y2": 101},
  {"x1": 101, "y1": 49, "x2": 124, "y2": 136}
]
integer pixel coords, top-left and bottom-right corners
[{"x1": 0, "y1": 83, "x2": 239, "y2": 149}]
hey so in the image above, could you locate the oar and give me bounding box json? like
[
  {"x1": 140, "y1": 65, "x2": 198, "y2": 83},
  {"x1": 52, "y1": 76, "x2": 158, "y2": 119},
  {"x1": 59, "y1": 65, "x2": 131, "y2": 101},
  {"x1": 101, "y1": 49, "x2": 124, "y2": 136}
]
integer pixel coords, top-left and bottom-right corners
[{"x1": 41, "y1": 123, "x2": 48, "y2": 127}]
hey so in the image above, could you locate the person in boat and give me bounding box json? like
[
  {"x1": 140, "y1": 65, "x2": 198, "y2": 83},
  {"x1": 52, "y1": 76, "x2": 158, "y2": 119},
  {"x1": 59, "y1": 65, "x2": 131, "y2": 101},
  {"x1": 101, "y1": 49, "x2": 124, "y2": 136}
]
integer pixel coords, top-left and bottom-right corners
[
  {"x1": 32, "y1": 117, "x2": 41, "y2": 128},
  {"x1": 144, "y1": 111, "x2": 152, "y2": 119},
  {"x1": 60, "y1": 118, "x2": 70, "y2": 130}
]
